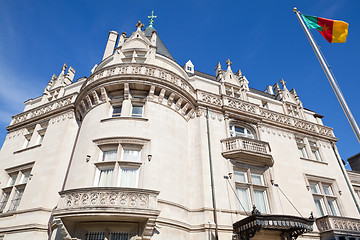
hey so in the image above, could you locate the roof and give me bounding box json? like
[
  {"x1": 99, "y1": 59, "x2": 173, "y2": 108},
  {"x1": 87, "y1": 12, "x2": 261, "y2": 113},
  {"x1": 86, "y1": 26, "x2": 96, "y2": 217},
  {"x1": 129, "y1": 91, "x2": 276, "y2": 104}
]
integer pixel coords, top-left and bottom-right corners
[{"x1": 144, "y1": 27, "x2": 175, "y2": 61}]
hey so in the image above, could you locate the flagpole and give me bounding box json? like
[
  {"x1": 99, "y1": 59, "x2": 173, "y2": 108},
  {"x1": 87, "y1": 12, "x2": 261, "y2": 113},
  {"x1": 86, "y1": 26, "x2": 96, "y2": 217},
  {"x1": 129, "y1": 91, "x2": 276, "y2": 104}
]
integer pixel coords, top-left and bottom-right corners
[{"x1": 293, "y1": 7, "x2": 360, "y2": 144}]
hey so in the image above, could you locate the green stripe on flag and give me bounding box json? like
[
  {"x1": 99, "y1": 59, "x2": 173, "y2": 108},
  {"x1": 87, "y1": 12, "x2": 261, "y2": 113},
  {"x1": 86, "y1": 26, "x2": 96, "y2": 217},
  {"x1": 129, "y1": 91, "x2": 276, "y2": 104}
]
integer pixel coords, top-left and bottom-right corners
[{"x1": 302, "y1": 14, "x2": 323, "y2": 31}]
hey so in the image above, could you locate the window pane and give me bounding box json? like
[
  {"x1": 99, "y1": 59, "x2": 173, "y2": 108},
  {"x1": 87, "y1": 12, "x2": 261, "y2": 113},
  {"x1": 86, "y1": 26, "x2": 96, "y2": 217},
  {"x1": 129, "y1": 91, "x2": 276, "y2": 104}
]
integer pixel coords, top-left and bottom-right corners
[
  {"x1": 323, "y1": 185, "x2": 333, "y2": 196},
  {"x1": 7, "y1": 174, "x2": 17, "y2": 187},
  {"x1": 103, "y1": 150, "x2": 117, "y2": 161},
  {"x1": 120, "y1": 168, "x2": 138, "y2": 187},
  {"x1": 20, "y1": 171, "x2": 31, "y2": 184},
  {"x1": 8, "y1": 188, "x2": 24, "y2": 211},
  {"x1": 86, "y1": 232, "x2": 106, "y2": 240},
  {"x1": 314, "y1": 197, "x2": 325, "y2": 217},
  {"x1": 310, "y1": 183, "x2": 320, "y2": 194},
  {"x1": 254, "y1": 189, "x2": 268, "y2": 213},
  {"x1": 98, "y1": 169, "x2": 113, "y2": 187},
  {"x1": 298, "y1": 146, "x2": 308, "y2": 158},
  {"x1": 236, "y1": 187, "x2": 251, "y2": 211},
  {"x1": 109, "y1": 232, "x2": 130, "y2": 240},
  {"x1": 122, "y1": 149, "x2": 141, "y2": 162},
  {"x1": 312, "y1": 149, "x2": 321, "y2": 161},
  {"x1": 328, "y1": 199, "x2": 340, "y2": 216},
  {"x1": 131, "y1": 105, "x2": 143, "y2": 117},
  {"x1": 234, "y1": 171, "x2": 247, "y2": 183},
  {"x1": 251, "y1": 174, "x2": 263, "y2": 185},
  {"x1": 112, "y1": 106, "x2": 122, "y2": 117},
  {"x1": 0, "y1": 192, "x2": 9, "y2": 212}
]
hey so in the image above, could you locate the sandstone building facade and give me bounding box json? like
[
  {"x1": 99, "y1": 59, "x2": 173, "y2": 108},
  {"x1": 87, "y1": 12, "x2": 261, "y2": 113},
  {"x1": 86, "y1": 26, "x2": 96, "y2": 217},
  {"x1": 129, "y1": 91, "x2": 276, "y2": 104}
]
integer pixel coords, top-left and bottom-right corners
[{"x1": 0, "y1": 19, "x2": 360, "y2": 240}]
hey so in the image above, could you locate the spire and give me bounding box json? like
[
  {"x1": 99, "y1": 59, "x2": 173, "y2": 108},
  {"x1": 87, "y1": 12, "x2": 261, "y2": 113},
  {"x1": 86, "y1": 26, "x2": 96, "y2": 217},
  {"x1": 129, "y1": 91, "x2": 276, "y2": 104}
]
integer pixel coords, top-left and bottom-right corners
[{"x1": 147, "y1": 10, "x2": 157, "y2": 29}]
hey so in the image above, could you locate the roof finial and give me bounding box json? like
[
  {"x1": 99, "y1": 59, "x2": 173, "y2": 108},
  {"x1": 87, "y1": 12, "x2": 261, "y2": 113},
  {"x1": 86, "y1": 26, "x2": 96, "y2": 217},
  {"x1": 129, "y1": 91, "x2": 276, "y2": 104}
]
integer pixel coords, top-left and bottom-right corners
[
  {"x1": 61, "y1": 63, "x2": 68, "y2": 75},
  {"x1": 226, "y1": 59, "x2": 232, "y2": 70},
  {"x1": 136, "y1": 21, "x2": 144, "y2": 31},
  {"x1": 148, "y1": 10, "x2": 157, "y2": 28},
  {"x1": 280, "y1": 78, "x2": 287, "y2": 89}
]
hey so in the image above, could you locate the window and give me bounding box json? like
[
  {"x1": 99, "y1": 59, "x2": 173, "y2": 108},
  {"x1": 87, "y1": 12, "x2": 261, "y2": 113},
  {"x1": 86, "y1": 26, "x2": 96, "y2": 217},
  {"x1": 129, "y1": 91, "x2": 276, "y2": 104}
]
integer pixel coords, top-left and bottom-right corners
[
  {"x1": 22, "y1": 129, "x2": 34, "y2": 149},
  {"x1": 8, "y1": 188, "x2": 24, "y2": 211},
  {"x1": 1, "y1": 165, "x2": 33, "y2": 213},
  {"x1": 234, "y1": 169, "x2": 269, "y2": 213},
  {"x1": 230, "y1": 125, "x2": 254, "y2": 139},
  {"x1": 0, "y1": 191, "x2": 10, "y2": 212},
  {"x1": 112, "y1": 105, "x2": 122, "y2": 117},
  {"x1": 296, "y1": 138, "x2": 308, "y2": 158},
  {"x1": 131, "y1": 104, "x2": 143, "y2": 118},
  {"x1": 122, "y1": 149, "x2": 141, "y2": 162},
  {"x1": 35, "y1": 124, "x2": 47, "y2": 145},
  {"x1": 102, "y1": 149, "x2": 118, "y2": 162},
  {"x1": 96, "y1": 168, "x2": 114, "y2": 187},
  {"x1": 309, "y1": 141, "x2": 322, "y2": 161},
  {"x1": 309, "y1": 181, "x2": 341, "y2": 217},
  {"x1": 94, "y1": 143, "x2": 144, "y2": 189}
]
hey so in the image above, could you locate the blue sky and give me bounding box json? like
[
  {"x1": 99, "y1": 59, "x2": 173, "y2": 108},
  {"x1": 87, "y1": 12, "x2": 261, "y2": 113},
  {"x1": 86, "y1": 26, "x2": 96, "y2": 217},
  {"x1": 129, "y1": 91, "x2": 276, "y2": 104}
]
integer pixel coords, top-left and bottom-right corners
[{"x1": 0, "y1": 0, "x2": 359, "y2": 168}]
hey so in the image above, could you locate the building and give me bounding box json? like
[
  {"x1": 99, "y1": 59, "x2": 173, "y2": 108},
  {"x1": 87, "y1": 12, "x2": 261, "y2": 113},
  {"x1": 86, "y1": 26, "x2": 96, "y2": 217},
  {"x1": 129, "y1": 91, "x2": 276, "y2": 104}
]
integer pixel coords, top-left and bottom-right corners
[{"x1": 0, "y1": 17, "x2": 360, "y2": 240}]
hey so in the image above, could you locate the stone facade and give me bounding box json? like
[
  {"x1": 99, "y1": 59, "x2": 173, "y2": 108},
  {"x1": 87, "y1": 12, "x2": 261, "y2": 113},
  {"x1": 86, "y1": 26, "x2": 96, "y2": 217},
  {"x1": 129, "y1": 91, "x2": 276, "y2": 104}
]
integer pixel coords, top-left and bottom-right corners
[{"x1": 0, "y1": 20, "x2": 359, "y2": 240}]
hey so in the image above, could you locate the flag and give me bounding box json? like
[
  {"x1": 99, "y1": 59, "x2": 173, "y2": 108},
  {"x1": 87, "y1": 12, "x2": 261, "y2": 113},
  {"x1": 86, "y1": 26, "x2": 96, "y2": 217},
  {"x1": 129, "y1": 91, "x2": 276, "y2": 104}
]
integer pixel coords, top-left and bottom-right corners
[{"x1": 301, "y1": 14, "x2": 348, "y2": 43}]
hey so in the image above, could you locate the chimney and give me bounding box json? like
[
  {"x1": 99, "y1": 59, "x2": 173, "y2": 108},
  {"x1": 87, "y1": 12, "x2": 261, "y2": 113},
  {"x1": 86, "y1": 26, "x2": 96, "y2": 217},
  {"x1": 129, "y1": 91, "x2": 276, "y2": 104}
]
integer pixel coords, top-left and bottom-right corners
[{"x1": 103, "y1": 31, "x2": 119, "y2": 60}]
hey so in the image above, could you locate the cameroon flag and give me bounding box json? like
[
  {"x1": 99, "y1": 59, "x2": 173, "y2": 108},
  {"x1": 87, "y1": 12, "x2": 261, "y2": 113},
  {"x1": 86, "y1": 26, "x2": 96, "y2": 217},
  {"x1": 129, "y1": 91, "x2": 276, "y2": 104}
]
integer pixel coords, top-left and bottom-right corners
[{"x1": 301, "y1": 14, "x2": 349, "y2": 43}]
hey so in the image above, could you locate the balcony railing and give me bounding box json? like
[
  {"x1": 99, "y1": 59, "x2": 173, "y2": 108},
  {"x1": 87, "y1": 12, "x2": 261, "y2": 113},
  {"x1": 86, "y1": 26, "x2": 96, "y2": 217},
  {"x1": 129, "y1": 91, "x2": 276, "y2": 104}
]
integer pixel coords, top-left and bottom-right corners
[
  {"x1": 316, "y1": 215, "x2": 360, "y2": 237},
  {"x1": 56, "y1": 187, "x2": 159, "y2": 214},
  {"x1": 221, "y1": 137, "x2": 273, "y2": 166}
]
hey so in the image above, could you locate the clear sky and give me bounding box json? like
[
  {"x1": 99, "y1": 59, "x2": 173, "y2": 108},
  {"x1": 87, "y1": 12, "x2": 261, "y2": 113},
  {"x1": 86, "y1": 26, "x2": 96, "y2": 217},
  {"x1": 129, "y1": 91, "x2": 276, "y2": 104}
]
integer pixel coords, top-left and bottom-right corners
[{"x1": 0, "y1": 0, "x2": 359, "y2": 168}]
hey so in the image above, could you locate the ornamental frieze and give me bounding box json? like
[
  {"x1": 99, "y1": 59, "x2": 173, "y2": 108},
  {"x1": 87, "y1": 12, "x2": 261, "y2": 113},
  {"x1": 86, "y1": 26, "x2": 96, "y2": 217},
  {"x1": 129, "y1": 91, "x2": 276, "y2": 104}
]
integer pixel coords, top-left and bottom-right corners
[
  {"x1": 10, "y1": 94, "x2": 76, "y2": 126},
  {"x1": 86, "y1": 64, "x2": 196, "y2": 98}
]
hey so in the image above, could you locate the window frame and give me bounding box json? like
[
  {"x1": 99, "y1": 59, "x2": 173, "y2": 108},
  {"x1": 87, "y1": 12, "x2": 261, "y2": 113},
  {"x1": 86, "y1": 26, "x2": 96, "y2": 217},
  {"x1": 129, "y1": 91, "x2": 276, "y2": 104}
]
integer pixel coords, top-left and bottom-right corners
[
  {"x1": 233, "y1": 168, "x2": 269, "y2": 214},
  {"x1": 229, "y1": 124, "x2": 255, "y2": 139},
  {"x1": 307, "y1": 177, "x2": 341, "y2": 217}
]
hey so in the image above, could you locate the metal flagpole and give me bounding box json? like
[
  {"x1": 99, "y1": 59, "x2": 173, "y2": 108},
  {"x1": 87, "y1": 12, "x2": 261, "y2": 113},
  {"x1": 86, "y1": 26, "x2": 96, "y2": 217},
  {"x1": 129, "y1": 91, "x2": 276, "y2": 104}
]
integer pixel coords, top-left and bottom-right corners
[{"x1": 293, "y1": 7, "x2": 360, "y2": 144}]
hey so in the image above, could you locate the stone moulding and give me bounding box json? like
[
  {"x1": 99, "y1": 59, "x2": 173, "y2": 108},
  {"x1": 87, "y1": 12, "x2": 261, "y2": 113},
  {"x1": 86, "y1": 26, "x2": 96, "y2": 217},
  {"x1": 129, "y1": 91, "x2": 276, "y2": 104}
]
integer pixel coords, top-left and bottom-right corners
[
  {"x1": 93, "y1": 137, "x2": 150, "y2": 146},
  {"x1": 316, "y1": 215, "x2": 360, "y2": 236},
  {"x1": 56, "y1": 187, "x2": 159, "y2": 212},
  {"x1": 84, "y1": 63, "x2": 196, "y2": 99},
  {"x1": 8, "y1": 94, "x2": 77, "y2": 129},
  {"x1": 197, "y1": 89, "x2": 335, "y2": 140}
]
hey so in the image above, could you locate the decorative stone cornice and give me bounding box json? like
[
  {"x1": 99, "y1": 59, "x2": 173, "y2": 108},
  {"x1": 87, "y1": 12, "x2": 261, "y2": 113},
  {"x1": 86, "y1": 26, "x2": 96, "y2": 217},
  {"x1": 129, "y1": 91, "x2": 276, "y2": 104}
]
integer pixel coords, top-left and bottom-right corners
[
  {"x1": 8, "y1": 94, "x2": 77, "y2": 130},
  {"x1": 83, "y1": 63, "x2": 196, "y2": 99},
  {"x1": 49, "y1": 111, "x2": 75, "y2": 124},
  {"x1": 93, "y1": 137, "x2": 150, "y2": 146},
  {"x1": 197, "y1": 90, "x2": 336, "y2": 140}
]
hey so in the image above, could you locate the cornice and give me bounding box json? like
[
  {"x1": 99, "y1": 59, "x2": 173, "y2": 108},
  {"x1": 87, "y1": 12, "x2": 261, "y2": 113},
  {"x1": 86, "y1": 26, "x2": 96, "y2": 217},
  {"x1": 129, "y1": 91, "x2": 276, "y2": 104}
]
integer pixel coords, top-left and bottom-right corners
[{"x1": 7, "y1": 94, "x2": 77, "y2": 131}]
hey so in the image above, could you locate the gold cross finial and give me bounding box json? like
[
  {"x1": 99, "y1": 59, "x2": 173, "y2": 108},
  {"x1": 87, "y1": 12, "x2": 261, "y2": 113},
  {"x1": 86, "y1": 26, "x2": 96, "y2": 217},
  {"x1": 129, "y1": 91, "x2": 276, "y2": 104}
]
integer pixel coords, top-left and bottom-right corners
[{"x1": 136, "y1": 21, "x2": 144, "y2": 31}]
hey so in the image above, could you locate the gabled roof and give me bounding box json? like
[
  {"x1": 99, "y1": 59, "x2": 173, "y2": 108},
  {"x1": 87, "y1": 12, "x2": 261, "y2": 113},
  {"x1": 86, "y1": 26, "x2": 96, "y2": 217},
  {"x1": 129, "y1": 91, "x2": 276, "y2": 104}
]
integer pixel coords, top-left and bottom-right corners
[{"x1": 144, "y1": 26, "x2": 175, "y2": 61}]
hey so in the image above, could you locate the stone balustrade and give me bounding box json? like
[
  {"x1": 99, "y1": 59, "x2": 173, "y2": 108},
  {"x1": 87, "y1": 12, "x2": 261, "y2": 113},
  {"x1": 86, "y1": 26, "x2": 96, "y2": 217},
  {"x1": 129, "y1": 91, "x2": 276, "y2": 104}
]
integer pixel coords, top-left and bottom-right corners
[
  {"x1": 316, "y1": 215, "x2": 360, "y2": 235},
  {"x1": 221, "y1": 136, "x2": 273, "y2": 166},
  {"x1": 57, "y1": 187, "x2": 159, "y2": 211}
]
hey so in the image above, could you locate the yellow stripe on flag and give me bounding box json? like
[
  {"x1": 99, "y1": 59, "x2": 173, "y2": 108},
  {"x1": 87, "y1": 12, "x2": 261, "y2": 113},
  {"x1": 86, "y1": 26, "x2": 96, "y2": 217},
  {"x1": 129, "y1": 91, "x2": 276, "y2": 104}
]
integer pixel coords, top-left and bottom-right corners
[{"x1": 332, "y1": 20, "x2": 349, "y2": 43}]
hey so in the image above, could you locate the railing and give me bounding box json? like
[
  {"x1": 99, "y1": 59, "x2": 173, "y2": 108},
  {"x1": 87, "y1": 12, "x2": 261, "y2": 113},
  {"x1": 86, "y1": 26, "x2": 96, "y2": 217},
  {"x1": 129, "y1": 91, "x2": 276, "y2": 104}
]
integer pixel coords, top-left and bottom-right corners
[
  {"x1": 221, "y1": 136, "x2": 273, "y2": 166},
  {"x1": 316, "y1": 215, "x2": 360, "y2": 234},
  {"x1": 57, "y1": 187, "x2": 159, "y2": 211},
  {"x1": 221, "y1": 137, "x2": 269, "y2": 155}
]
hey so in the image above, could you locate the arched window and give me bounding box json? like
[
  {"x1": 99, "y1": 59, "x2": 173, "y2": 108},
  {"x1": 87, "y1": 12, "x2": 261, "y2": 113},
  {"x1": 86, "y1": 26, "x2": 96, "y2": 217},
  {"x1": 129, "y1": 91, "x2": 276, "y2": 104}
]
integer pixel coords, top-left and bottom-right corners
[{"x1": 230, "y1": 125, "x2": 254, "y2": 139}]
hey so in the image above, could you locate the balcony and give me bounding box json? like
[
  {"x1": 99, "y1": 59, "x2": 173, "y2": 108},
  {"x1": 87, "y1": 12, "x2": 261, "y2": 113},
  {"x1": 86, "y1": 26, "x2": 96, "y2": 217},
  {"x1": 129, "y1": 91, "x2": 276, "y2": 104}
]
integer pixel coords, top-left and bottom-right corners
[
  {"x1": 54, "y1": 187, "x2": 160, "y2": 218},
  {"x1": 316, "y1": 215, "x2": 360, "y2": 238},
  {"x1": 221, "y1": 136, "x2": 273, "y2": 167}
]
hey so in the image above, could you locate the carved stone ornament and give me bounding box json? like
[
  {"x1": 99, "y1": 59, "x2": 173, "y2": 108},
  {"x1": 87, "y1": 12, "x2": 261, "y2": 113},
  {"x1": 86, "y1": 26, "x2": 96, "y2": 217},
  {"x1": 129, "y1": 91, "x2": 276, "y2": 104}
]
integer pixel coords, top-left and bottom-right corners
[
  {"x1": 49, "y1": 111, "x2": 75, "y2": 124},
  {"x1": 10, "y1": 94, "x2": 76, "y2": 126}
]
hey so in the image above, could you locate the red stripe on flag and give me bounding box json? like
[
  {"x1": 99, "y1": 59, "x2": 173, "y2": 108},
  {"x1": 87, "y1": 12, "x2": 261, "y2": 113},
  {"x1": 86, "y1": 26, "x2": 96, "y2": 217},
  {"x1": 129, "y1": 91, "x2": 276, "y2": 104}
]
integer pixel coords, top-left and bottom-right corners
[{"x1": 317, "y1": 17, "x2": 334, "y2": 43}]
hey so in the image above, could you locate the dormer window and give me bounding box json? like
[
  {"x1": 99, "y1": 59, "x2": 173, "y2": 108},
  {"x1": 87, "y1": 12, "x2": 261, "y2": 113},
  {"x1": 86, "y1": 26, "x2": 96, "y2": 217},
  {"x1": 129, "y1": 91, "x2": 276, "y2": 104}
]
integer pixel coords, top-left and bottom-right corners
[
  {"x1": 230, "y1": 125, "x2": 254, "y2": 139},
  {"x1": 187, "y1": 66, "x2": 192, "y2": 71}
]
